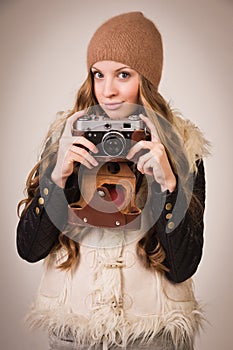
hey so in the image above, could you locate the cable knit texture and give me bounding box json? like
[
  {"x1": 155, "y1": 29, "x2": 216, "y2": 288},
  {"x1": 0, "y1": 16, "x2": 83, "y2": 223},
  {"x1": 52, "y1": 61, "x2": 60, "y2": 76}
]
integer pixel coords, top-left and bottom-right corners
[{"x1": 87, "y1": 12, "x2": 163, "y2": 90}]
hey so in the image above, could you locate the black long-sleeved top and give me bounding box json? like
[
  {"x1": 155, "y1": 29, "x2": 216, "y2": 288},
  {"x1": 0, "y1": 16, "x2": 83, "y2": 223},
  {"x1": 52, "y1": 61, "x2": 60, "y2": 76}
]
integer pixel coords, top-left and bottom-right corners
[{"x1": 16, "y1": 160, "x2": 205, "y2": 283}]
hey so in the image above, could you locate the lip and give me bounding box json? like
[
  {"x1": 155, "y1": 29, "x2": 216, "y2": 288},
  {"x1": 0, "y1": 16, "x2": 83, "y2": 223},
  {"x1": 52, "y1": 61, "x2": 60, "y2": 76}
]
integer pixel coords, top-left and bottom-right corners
[{"x1": 103, "y1": 102, "x2": 123, "y2": 111}]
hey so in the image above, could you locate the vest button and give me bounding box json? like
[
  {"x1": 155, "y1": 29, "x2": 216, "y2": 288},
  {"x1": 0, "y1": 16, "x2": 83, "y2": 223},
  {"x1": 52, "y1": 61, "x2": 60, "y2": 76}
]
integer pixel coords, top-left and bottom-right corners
[
  {"x1": 167, "y1": 221, "x2": 175, "y2": 230},
  {"x1": 43, "y1": 187, "x2": 49, "y2": 196},
  {"x1": 165, "y1": 202, "x2": 172, "y2": 211},
  {"x1": 166, "y1": 213, "x2": 173, "y2": 220},
  {"x1": 38, "y1": 197, "x2": 44, "y2": 205},
  {"x1": 35, "y1": 207, "x2": 40, "y2": 215}
]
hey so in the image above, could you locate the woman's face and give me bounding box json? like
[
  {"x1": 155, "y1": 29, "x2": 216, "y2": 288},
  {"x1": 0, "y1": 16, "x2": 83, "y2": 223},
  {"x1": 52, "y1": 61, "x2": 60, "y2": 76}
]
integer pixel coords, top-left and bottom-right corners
[{"x1": 91, "y1": 60, "x2": 140, "y2": 119}]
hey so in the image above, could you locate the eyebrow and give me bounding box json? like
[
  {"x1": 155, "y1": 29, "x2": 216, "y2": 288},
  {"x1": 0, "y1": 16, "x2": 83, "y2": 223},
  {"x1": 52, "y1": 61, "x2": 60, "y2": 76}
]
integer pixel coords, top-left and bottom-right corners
[{"x1": 91, "y1": 65, "x2": 133, "y2": 73}]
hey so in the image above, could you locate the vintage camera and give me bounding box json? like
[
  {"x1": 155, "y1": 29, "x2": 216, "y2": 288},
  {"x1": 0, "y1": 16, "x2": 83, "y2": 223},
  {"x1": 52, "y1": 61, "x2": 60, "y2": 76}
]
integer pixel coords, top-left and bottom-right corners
[{"x1": 73, "y1": 114, "x2": 150, "y2": 159}]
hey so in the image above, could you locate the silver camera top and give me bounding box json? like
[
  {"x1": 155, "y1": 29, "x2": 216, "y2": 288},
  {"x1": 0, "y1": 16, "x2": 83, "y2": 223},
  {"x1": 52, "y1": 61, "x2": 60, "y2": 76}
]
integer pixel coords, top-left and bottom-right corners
[{"x1": 73, "y1": 114, "x2": 145, "y2": 132}]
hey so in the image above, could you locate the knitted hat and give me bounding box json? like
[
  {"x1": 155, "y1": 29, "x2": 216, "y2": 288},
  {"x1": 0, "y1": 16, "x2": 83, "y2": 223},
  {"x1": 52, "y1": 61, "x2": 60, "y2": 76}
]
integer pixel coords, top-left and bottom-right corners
[{"x1": 87, "y1": 12, "x2": 163, "y2": 90}]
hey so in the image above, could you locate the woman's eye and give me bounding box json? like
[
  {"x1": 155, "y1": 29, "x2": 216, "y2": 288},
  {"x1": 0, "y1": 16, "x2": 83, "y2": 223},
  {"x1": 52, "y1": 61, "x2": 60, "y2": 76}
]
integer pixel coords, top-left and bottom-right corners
[
  {"x1": 119, "y1": 72, "x2": 130, "y2": 79},
  {"x1": 93, "y1": 71, "x2": 103, "y2": 79}
]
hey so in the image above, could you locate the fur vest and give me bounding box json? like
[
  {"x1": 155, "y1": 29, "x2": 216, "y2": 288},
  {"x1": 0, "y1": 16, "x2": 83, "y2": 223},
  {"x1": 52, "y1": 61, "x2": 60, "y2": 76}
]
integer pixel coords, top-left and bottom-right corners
[{"x1": 26, "y1": 115, "x2": 209, "y2": 349}]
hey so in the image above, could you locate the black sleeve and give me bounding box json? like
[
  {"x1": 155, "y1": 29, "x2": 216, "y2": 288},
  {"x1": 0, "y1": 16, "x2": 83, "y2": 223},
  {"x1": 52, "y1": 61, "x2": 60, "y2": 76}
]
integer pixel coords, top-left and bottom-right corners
[
  {"x1": 151, "y1": 160, "x2": 206, "y2": 283},
  {"x1": 16, "y1": 173, "x2": 80, "y2": 262}
]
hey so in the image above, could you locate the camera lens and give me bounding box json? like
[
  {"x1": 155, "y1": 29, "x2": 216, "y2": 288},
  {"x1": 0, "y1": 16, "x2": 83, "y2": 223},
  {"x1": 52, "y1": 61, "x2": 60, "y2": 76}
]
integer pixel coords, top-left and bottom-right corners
[{"x1": 102, "y1": 131, "x2": 126, "y2": 156}]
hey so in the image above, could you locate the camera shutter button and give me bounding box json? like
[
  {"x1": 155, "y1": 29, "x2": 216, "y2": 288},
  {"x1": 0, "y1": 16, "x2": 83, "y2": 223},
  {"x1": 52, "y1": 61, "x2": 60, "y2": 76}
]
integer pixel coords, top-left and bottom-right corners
[{"x1": 104, "y1": 123, "x2": 112, "y2": 129}]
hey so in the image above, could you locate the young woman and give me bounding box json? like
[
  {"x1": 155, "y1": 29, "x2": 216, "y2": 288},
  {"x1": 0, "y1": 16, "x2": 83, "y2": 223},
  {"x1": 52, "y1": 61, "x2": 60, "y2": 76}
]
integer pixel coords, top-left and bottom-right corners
[{"x1": 17, "y1": 12, "x2": 209, "y2": 350}]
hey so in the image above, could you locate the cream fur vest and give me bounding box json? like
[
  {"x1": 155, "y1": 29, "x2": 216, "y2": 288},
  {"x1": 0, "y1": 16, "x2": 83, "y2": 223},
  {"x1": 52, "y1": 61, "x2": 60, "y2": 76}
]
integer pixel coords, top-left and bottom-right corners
[{"x1": 26, "y1": 115, "x2": 209, "y2": 349}]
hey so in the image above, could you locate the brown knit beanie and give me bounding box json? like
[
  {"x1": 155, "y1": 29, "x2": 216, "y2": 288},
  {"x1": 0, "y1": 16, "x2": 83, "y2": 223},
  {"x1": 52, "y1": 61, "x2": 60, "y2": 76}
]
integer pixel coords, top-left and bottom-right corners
[{"x1": 87, "y1": 12, "x2": 163, "y2": 90}]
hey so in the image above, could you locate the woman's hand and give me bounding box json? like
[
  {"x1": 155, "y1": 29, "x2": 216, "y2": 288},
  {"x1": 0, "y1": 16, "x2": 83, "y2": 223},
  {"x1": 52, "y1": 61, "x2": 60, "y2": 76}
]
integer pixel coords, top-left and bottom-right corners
[
  {"x1": 126, "y1": 114, "x2": 176, "y2": 193},
  {"x1": 51, "y1": 111, "x2": 99, "y2": 188}
]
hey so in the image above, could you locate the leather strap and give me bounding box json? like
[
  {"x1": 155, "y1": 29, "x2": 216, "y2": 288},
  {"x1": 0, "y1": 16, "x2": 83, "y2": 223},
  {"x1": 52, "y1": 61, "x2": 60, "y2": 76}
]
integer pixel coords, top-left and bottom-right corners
[{"x1": 68, "y1": 162, "x2": 141, "y2": 230}]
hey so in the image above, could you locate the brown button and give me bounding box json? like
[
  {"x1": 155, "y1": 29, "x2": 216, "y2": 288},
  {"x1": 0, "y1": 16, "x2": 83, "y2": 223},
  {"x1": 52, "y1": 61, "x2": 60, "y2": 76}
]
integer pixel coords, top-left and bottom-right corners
[
  {"x1": 35, "y1": 207, "x2": 40, "y2": 215},
  {"x1": 165, "y1": 203, "x2": 172, "y2": 211},
  {"x1": 167, "y1": 221, "x2": 175, "y2": 230},
  {"x1": 43, "y1": 188, "x2": 49, "y2": 196},
  {"x1": 166, "y1": 213, "x2": 173, "y2": 220},
  {"x1": 38, "y1": 197, "x2": 44, "y2": 205}
]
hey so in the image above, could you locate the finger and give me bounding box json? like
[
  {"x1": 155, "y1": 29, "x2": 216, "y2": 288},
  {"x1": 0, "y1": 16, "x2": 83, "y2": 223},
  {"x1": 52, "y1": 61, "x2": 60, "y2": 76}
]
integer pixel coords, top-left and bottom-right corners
[
  {"x1": 70, "y1": 145, "x2": 98, "y2": 167},
  {"x1": 71, "y1": 153, "x2": 95, "y2": 170},
  {"x1": 126, "y1": 140, "x2": 152, "y2": 160},
  {"x1": 63, "y1": 110, "x2": 87, "y2": 136},
  {"x1": 66, "y1": 148, "x2": 96, "y2": 169},
  {"x1": 69, "y1": 152, "x2": 95, "y2": 170},
  {"x1": 143, "y1": 157, "x2": 157, "y2": 173},
  {"x1": 72, "y1": 136, "x2": 99, "y2": 154},
  {"x1": 136, "y1": 151, "x2": 152, "y2": 173},
  {"x1": 139, "y1": 114, "x2": 160, "y2": 142},
  {"x1": 142, "y1": 158, "x2": 161, "y2": 178}
]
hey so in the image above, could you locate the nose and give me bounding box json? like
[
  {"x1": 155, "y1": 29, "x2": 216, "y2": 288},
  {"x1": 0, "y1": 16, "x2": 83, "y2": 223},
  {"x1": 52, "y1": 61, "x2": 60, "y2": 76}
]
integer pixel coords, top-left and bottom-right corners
[{"x1": 102, "y1": 77, "x2": 118, "y2": 98}]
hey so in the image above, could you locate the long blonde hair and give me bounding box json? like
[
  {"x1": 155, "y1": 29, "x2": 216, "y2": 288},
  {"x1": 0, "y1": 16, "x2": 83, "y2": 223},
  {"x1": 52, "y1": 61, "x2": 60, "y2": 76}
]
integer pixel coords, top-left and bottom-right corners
[{"x1": 18, "y1": 72, "x2": 200, "y2": 272}]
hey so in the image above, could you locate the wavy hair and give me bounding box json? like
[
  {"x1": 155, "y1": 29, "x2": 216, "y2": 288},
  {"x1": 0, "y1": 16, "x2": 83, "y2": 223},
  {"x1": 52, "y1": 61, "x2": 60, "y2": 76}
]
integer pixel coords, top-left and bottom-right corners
[{"x1": 18, "y1": 71, "x2": 200, "y2": 272}]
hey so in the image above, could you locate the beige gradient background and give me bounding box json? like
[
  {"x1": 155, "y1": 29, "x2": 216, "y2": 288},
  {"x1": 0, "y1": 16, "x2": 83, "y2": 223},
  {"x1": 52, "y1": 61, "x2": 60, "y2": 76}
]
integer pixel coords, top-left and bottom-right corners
[{"x1": 1, "y1": 0, "x2": 232, "y2": 349}]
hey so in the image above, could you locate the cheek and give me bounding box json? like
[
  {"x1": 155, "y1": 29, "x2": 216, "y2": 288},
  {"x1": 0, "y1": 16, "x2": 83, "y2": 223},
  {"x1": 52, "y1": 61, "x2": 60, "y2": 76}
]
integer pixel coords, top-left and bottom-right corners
[{"x1": 125, "y1": 81, "x2": 139, "y2": 103}]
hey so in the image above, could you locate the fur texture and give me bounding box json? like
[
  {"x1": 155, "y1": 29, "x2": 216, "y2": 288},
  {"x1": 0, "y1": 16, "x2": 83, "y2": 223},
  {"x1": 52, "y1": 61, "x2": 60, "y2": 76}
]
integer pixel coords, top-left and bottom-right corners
[
  {"x1": 25, "y1": 116, "x2": 209, "y2": 349},
  {"x1": 174, "y1": 115, "x2": 211, "y2": 171},
  {"x1": 26, "y1": 248, "x2": 205, "y2": 349}
]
